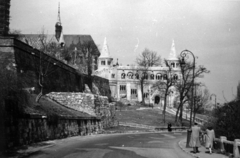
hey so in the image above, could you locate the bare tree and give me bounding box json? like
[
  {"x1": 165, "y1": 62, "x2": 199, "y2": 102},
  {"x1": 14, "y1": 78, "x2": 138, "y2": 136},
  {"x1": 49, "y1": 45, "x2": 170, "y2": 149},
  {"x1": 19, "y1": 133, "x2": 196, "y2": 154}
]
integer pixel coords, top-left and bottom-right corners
[
  {"x1": 25, "y1": 29, "x2": 61, "y2": 103},
  {"x1": 152, "y1": 59, "x2": 177, "y2": 124},
  {"x1": 192, "y1": 85, "x2": 210, "y2": 121},
  {"x1": 135, "y1": 48, "x2": 161, "y2": 103},
  {"x1": 175, "y1": 60, "x2": 209, "y2": 124},
  {"x1": 237, "y1": 81, "x2": 240, "y2": 101}
]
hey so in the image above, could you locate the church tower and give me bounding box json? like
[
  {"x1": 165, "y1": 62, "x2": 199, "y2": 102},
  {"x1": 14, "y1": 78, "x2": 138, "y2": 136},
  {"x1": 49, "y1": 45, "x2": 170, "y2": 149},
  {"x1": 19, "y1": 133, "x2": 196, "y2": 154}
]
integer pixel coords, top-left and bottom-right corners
[
  {"x1": 98, "y1": 37, "x2": 113, "y2": 71},
  {"x1": 55, "y1": 3, "x2": 62, "y2": 41}
]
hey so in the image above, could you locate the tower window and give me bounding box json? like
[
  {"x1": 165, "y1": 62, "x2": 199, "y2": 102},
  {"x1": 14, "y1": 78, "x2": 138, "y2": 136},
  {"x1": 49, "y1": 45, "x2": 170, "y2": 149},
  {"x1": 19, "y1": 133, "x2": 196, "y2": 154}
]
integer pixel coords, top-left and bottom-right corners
[
  {"x1": 131, "y1": 89, "x2": 137, "y2": 99},
  {"x1": 108, "y1": 60, "x2": 111, "y2": 65},
  {"x1": 156, "y1": 73, "x2": 162, "y2": 80},
  {"x1": 120, "y1": 85, "x2": 126, "y2": 94},
  {"x1": 173, "y1": 74, "x2": 178, "y2": 80},
  {"x1": 150, "y1": 74, "x2": 154, "y2": 80},
  {"x1": 101, "y1": 61, "x2": 105, "y2": 65},
  {"x1": 111, "y1": 74, "x2": 115, "y2": 78},
  {"x1": 127, "y1": 72, "x2": 133, "y2": 79},
  {"x1": 121, "y1": 73, "x2": 126, "y2": 79}
]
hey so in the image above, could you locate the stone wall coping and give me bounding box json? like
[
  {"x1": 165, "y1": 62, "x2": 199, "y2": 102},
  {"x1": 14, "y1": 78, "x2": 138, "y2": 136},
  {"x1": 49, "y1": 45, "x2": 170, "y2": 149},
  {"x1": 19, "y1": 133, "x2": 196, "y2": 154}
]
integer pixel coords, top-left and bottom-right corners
[{"x1": 23, "y1": 113, "x2": 100, "y2": 120}]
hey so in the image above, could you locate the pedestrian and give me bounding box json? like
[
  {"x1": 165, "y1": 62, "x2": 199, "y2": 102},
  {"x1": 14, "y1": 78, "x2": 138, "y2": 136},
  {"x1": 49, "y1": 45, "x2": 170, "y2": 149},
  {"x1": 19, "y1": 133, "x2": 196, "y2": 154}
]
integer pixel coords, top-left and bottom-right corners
[
  {"x1": 168, "y1": 123, "x2": 172, "y2": 132},
  {"x1": 189, "y1": 122, "x2": 201, "y2": 153},
  {"x1": 205, "y1": 126, "x2": 215, "y2": 154}
]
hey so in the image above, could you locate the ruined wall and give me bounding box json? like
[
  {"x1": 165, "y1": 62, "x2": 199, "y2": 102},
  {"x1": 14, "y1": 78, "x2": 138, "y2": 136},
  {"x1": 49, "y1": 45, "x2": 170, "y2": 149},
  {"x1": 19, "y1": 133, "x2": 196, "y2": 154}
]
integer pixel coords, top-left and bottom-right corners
[{"x1": 0, "y1": 37, "x2": 111, "y2": 97}]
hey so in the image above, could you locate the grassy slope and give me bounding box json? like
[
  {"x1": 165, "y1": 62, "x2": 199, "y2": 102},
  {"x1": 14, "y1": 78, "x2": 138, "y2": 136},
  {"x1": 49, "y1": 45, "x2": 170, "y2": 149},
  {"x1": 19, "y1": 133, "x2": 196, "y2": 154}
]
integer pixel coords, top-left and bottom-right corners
[{"x1": 116, "y1": 106, "x2": 190, "y2": 127}]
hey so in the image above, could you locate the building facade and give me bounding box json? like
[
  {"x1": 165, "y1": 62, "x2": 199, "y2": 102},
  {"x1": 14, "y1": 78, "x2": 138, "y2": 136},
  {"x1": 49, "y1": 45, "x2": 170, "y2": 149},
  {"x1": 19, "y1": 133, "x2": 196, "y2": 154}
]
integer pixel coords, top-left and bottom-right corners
[{"x1": 95, "y1": 39, "x2": 181, "y2": 107}]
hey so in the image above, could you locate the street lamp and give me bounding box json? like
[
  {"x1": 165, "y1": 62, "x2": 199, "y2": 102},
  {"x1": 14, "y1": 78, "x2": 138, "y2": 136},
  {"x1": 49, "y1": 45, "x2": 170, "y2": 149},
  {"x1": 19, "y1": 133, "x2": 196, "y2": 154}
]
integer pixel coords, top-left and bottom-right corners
[
  {"x1": 180, "y1": 50, "x2": 196, "y2": 148},
  {"x1": 210, "y1": 93, "x2": 217, "y2": 109},
  {"x1": 180, "y1": 49, "x2": 196, "y2": 127}
]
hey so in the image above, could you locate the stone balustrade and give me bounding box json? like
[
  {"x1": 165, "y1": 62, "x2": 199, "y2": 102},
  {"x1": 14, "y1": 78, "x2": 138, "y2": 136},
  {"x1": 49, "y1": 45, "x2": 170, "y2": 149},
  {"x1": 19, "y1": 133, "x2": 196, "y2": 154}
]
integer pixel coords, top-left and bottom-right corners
[{"x1": 214, "y1": 136, "x2": 240, "y2": 158}]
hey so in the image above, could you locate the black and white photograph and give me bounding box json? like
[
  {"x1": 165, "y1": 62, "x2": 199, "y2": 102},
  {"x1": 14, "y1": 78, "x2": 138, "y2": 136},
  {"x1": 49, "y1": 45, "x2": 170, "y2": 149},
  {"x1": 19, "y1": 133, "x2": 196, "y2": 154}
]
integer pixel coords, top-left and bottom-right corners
[{"x1": 1, "y1": 0, "x2": 240, "y2": 157}]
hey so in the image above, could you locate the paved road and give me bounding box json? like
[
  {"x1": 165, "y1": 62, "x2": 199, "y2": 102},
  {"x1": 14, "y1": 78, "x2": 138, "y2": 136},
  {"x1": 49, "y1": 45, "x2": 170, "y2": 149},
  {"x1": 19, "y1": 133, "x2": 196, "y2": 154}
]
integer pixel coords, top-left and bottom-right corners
[{"x1": 25, "y1": 132, "x2": 193, "y2": 158}]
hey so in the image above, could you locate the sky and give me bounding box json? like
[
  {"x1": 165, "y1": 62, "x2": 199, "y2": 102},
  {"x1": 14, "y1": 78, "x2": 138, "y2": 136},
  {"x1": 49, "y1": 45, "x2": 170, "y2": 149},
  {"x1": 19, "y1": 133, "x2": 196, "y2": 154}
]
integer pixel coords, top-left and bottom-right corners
[{"x1": 10, "y1": 0, "x2": 240, "y2": 104}]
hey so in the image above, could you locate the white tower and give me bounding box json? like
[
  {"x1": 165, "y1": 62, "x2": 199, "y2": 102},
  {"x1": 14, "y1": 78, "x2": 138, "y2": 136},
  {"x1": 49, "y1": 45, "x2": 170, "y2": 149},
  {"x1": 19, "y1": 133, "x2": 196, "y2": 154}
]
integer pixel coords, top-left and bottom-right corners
[
  {"x1": 167, "y1": 40, "x2": 179, "y2": 68},
  {"x1": 98, "y1": 37, "x2": 113, "y2": 71}
]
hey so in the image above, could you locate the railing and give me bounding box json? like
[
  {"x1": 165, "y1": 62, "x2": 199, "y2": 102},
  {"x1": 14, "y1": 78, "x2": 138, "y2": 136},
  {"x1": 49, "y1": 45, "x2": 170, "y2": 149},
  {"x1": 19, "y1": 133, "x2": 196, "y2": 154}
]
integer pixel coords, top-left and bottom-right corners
[
  {"x1": 119, "y1": 122, "x2": 188, "y2": 131},
  {"x1": 214, "y1": 136, "x2": 240, "y2": 158}
]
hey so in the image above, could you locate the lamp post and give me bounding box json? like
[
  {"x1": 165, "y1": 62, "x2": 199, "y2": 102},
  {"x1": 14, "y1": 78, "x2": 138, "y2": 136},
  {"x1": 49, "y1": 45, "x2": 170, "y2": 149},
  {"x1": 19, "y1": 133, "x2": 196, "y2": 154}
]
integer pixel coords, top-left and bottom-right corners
[
  {"x1": 210, "y1": 94, "x2": 217, "y2": 109},
  {"x1": 180, "y1": 50, "x2": 195, "y2": 148},
  {"x1": 180, "y1": 49, "x2": 195, "y2": 127}
]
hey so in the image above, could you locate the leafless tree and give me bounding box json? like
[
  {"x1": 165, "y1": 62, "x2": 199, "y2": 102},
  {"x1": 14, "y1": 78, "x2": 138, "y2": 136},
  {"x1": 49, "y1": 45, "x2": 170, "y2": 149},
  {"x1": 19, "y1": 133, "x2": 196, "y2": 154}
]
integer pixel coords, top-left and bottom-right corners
[
  {"x1": 192, "y1": 85, "x2": 210, "y2": 121},
  {"x1": 135, "y1": 48, "x2": 161, "y2": 103},
  {"x1": 152, "y1": 59, "x2": 177, "y2": 124},
  {"x1": 25, "y1": 29, "x2": 61, "y2": 103},
  {"x1": 236, "y1": 82, "x2": 240, "y2": 101},
  {"x1": 175, "y1": 59, "x2": 209, "y2": 124}
]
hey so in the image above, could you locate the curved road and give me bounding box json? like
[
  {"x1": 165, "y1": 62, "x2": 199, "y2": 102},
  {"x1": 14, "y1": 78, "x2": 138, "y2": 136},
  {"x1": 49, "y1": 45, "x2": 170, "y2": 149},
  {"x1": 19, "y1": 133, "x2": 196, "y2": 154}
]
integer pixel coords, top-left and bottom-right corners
[{"x1": 26, "y1": 132, "x2": 192, "y2": 158}]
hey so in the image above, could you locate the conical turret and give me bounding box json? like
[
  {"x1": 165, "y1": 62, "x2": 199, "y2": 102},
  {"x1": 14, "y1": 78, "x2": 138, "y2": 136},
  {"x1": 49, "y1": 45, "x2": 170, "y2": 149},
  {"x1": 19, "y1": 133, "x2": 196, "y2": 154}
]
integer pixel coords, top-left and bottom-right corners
[
  {"x1": 99, "y1": 37, "x2": 111, "y2": 58},
  {"x1": 168, "y1": 39, "x2": 178, "y2": 60}
]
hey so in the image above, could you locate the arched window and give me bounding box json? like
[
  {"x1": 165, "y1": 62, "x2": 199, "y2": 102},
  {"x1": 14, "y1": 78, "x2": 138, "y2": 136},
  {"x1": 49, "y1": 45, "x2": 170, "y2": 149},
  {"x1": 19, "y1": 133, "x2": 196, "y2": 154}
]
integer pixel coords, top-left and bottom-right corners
[
  {"x1": 156, "y1": 73, "x2": 162, "y2": 80},
  {"x1": 127, "y1": 72, "x2": 133, "y2": 79},
  {"x1": 150, "y1": 74, "x2": 154, "y2": 80},
  {"x1": 121, "y1": 73, "x2": 126, "y2": 79},
  {"x1": 135, "y1": 73, "x2": 139, "y2": 79},
  {"x1": 144, "y1": 73, "x2": 148, "y2": 80},
  {"x1": 173, "y1": 74, "x2": 178, "y2": 80},
  {"x1": 163, "y1": 74, "x2": 167, "y2": 80}
]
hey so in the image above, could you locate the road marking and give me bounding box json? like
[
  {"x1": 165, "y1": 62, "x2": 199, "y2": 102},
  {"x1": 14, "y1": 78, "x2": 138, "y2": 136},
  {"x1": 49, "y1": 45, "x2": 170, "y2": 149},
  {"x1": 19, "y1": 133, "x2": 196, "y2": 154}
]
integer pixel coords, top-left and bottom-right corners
[{"x1": 162, "y1": 134, "x2": 176, "y2": 139}]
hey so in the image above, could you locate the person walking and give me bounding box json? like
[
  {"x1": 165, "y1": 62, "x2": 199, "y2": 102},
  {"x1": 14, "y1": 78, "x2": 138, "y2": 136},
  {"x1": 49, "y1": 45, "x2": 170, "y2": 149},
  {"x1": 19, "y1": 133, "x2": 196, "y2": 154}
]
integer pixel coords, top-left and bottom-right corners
[
  {"x1": 205, "y1": 126, "x2": 215, "y2": 154},
  {"x1": 190, "y1": 123, "x2": 201, "y2": 153}
]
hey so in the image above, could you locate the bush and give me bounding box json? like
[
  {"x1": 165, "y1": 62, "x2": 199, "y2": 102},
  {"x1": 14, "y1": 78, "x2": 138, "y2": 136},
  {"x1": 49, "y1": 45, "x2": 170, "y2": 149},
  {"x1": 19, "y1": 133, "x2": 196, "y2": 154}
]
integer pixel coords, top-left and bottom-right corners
[{"x1": 212, "y1": 100, "x2": 240, "y2": 140}]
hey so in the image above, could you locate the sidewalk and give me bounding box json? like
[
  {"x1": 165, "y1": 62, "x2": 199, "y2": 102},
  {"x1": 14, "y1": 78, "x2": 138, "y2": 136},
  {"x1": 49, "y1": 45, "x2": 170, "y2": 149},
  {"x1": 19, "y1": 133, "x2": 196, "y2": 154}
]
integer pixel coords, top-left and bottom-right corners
[{"x1": 178, "y1": 139, "x2": 228, "y2": 158}]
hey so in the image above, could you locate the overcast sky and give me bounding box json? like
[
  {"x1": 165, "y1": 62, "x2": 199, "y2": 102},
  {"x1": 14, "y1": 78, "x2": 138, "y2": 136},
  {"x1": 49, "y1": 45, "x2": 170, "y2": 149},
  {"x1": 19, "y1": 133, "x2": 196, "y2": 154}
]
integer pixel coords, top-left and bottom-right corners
[{"x1": 10, "y1": 0, "x2": 240, "y2": 103}]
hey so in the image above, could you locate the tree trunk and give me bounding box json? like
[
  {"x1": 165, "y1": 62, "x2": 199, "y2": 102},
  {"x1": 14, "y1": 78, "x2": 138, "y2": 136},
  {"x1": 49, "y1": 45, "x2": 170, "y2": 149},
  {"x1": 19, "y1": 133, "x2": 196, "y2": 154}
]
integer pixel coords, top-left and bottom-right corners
[
  {"x1": 163, "y1": 94, "x2": 167, "y2": 125},
  {"x1": 36, "y1": 75, "x2": 43, "y2": 103},
  {"x1": 175, "y1": 104, "x2": 180, "y2": 123},
  {"x1": 178, "y1": 105, "x2": 183, "y2": 125},
  {"x1": 140, "y1": 80, "x2": 145, "y2": 104},
  {"x1": 36, "y1": 87, "x2": 43, "y2": 103}
]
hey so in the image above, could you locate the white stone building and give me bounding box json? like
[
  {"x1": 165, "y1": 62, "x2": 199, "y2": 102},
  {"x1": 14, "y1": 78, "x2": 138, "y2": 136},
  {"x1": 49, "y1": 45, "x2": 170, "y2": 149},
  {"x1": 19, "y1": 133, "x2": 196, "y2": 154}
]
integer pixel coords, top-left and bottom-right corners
[{"x1": 95, "y1": 38, "x2": 181, "y2": 107}]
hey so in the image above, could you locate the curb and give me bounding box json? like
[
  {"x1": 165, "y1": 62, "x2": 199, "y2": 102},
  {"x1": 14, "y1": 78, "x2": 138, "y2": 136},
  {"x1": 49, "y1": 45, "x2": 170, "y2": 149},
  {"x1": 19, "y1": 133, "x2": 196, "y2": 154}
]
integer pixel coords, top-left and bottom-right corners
[{"x1": 178, "y1": 139, "x2": 200, "y2": 158}]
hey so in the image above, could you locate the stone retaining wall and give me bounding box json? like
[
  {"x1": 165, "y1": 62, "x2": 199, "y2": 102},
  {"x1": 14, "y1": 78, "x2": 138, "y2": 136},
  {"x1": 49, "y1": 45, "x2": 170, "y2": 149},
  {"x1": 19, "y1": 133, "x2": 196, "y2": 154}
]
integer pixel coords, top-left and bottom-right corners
[
  {"x1": 46, "y1": 92, "x2": 96, "y2": 116},
  {"x1": 45, "y1": 92, "x2": 117, "y2": 129},
  {"x1": 5, "y1": 115, "x2": 102, "y2": 148}
]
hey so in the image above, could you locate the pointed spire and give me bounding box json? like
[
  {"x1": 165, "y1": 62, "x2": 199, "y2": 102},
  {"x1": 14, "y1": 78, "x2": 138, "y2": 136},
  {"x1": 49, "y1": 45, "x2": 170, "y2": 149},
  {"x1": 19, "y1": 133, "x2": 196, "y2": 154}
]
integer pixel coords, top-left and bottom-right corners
[
  {"x1": 168, "y1": 39, "x2": 178, "y2": 60},
  {"x1": 100, "y1": 37, "x2": 111, "y2": 58},
  {"x1": 55, "y1": 2, "x2": 63, "y2": 42},
  {"x1": 57, "y1": 2, "x2": 61, "y2": 24}
]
